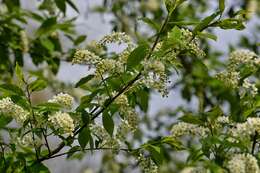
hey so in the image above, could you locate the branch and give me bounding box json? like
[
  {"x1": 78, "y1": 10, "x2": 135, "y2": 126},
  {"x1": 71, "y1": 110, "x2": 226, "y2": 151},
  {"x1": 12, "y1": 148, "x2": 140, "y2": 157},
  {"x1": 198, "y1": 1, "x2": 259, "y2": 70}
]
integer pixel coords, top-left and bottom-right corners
[
  {"x1": 251, "y1": 131, "x2": 258, "y2": 155},
  {"x1": 38, "y1": 13, "x2": 170, "y2": 163},
  {"x1": 45, "y1": 147, "x2": 132, "y2": 160}
]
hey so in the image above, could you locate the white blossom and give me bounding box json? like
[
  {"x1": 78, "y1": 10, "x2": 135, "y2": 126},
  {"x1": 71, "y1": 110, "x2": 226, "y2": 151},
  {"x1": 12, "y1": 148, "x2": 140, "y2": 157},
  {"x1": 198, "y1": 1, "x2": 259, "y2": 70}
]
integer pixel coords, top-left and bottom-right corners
[
  {"x1": 171, "y1": 122, "x2": 208, "y2": 138},
  {"x1": 72, "y1": 49, "x2": 101, "y2": 65},
  {"x1": 90, "y1": 124, "x2": 120, "y2": 152},
  {"x1": 48, "y1": 111, "x2": 74, "y2": 136},
  {"x1": 0, "y1": 97, "x2": 30, "y2": 124},
  {"x1": 229, "y1": 49, "x2": 257, "y2": 67},
  {"x1": 241, "y1": 78, "x2": 258, "y2": 97},
  {"x1": 230, "y1": 117, "x2": 260, "y2": 139},
  {"x1": 17, "y1": 133, "x2": 41, "y2": 147},
  {"x1": 180, "y1": 167, "x2": 209, "y2": 173},
  {"x1": 48, "y1": 93, "x2": 74, "y2": 109},
  {"x1": 99, "y1": 32, "x2": 132, "y2": 46},
  {"x1": 137, "y1": 153, "x2": 158, "y2": 173},
  {"x1": 216, "y1": 71, "x2": 240, "y2": 89},
  {"x1": 227, "y1": 153, "x2": 259, "y2": 173}
]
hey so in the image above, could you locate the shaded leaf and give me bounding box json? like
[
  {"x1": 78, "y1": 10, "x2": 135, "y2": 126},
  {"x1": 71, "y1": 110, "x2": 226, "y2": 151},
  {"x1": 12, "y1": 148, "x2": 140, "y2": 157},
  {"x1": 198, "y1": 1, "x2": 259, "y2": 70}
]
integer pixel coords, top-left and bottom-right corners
[
  {"x1": 127, "y1": 44, "x2": 149, "y2": 69},
  {"x1": 102, "y1": 111, "x2": 114, "y2": 137},
  {"x1": 75, "y1": 74, "x2": 94, "y2": 88}
]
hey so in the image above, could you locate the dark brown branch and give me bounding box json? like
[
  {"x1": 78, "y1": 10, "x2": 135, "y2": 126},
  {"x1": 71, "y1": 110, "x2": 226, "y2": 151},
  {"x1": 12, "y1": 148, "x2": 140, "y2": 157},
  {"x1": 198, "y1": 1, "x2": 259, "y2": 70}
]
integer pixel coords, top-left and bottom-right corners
[{"x1": 38, "y1": 13, "x2": 170, "y2": 163}]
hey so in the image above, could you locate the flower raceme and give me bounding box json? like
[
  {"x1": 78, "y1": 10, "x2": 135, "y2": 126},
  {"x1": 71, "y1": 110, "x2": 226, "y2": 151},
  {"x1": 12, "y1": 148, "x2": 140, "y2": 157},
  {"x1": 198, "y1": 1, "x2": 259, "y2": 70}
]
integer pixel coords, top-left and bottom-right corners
[
  {"x1": 0, "y1": 97, "x2": 30, "y2": 124},
  {"x1": 48, "y1": 92, "x2": 74, "y2": 109},
  {"x1": 48, "y1": 111, "x2": 75, "y2": 136}
]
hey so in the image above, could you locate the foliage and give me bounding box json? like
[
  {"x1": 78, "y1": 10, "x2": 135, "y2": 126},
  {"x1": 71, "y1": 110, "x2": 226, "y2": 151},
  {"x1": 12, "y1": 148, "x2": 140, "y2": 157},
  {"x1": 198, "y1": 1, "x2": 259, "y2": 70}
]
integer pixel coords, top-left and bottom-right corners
[{"x1": 0, "y1": 0, "x2": 259, "y2": 173}]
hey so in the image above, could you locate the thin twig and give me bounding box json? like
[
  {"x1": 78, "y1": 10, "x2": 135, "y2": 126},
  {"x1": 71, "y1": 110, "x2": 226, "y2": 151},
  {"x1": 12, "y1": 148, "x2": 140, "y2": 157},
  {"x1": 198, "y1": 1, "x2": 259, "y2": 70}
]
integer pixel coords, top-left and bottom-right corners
[{"x1": 38, "y1": 13, "x2": 170, "y2": 162}]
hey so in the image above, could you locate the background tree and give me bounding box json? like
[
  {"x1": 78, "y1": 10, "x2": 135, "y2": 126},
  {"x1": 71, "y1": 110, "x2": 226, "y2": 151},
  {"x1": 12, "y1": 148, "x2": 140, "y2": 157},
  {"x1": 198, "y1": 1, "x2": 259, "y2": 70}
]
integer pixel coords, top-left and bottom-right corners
[{"x1": 0, "y1": 0, "x2": 259, "y2": 173}]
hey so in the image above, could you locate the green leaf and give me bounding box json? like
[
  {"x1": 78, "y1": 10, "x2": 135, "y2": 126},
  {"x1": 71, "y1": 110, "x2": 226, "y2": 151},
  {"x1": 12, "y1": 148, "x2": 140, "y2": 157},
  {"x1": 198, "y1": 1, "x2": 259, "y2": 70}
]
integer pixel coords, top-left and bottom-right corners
[
  {"x1": 67, "y1": 146, "x2": 81, "y2": 159},
  {"x1": 219, "y1": 0, "x2": 225, "y2": 13},
  {"x1": 36, "y1": 17, "x2": 57, "y2": 36},
  {"x1": 162, "y1": 137, "x2": 184, "y2": 150},
  {"x1": 0, "y1": 115, "x2": 12, "y2": 128},
  {"x1": 193, "y1": 11, "x2": 220, "y2": 34},
  {"x1": 127, "y1": 44, "x2": 149, "y2": 69},
  {"x1": 36, "y1": 102, "x2": 62, "y2": 112},
  {"x1": 54, "y1": 0, "x2": 66, "y2": 14},
  {"x1": 78, "y1": 127, "x2": 91, "y2": 149},
  {"x1": 66, "y1": 0, "x2": 79, "y2": 13},
  {"x1": 179, "y1": 114, "x2": 203, "y2": 125},
  {"x1": 102, "y1": 111, "x2": 114, "y2": 137},
  {"x1": 40, "y1": 37, "x2": 55, "y2": 52},
  {"x1": 29, "y1": 162, "x2": 50, "y2": 173},
  {"x1": 75, "y1": 74, "x2": 94, "y2": 88},
  {"x1": 29, "y1": 79, "x2": 47, "y2": 92},
  {"x1": 81, "y1": 109, "x2": 90, "y2": 125},
  {"x1": 74, "y1": 35, "x2": 87, "y2": 45},
  {"x1": 137, "y1": 88, "x2": 149, "y2": 112},
  {"x1": 139, "y1": 17, "x2": 160, "y2": 31},
  {"x1": 146, "y1": 145, "x2": 163, "y2": 165},
  {"x1": 197, "y1": 32, "x2": 218, "y2": 41},
  {"x1": 15, "y1": 62, "x2": 24, "y2": 82},
  {"x1": 206, "y1": 106, "x2": 223, "y2": 121},
  {"x1": 0, "y1": 84, "x2": 25, "y2": 96},
  {"x1": 163, "y1": 26, "x2": 182, "y2": 47},
  {"x1": 10, "y1": 95, "x2": 30, "y2": 110},
  {"x1": 218, "y1": 18, "x2": 245, "y2": 30}
]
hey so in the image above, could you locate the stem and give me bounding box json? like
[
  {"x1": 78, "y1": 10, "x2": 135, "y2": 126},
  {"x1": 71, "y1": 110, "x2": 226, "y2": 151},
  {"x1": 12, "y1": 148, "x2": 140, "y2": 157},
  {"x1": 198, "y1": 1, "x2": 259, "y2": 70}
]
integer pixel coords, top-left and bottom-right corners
[
  {"x1": 25, "y1": 82, "x2": 40, "y2": 161},
  {"x1": 38, "y1": 13, "x2": 170, "y2": 162},
  {"x1": 46, "y1": 147, "x2": 131, "y2": 160},
  {"x1": 251, "y1": 132, "x2": 258, "y2": 155}
]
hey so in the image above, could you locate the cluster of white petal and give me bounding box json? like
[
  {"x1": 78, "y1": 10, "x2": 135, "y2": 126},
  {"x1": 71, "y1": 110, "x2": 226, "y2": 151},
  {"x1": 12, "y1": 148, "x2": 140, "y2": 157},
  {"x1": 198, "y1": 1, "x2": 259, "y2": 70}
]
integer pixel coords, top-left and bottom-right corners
[
  {"x1": 216, "y1": 71, "x2": 240, "y2": 89},
  {"x1": 227, "y1": 153, "x2": 259, "y2": 173},
  {"x1": 99, "y1": 32, "x2": 132, "y2": 46},
  {"x1": 72, "y1": 49, "x2": 101, "y2": 65},
  {"x1": 171, "y1": 122, "x2": 209, "y2": 138},
  {"x1": 137, "y1": 153, "x2": 158, "y2": 173},
  {"x1": 230, "y1": 117, "x2": 260, "y2": 138},
  {"x1": 48, "y1": 93, "x2": 74, "y2": 109},
  {"x1": 241, "y1": 78, "x2": 258, "y2": 97},
  {"x1": 141, "y1": 60, "x2": 168, "y2": 96},
  {"x1": 216, "y1": 49, "x2": 259, "y2": 93},
  {"x1": 48, "y1": 111, "x2": 74, "y2": 136},
  {"x1": 90, "y1": 124, "x2": 120, "y2": 152},
  {"x1": 0, "y1": 97, "x2": 29, "y2": 124},
  {"x1": 180, "y1": 167, "x2": 209, "y2": 173}
]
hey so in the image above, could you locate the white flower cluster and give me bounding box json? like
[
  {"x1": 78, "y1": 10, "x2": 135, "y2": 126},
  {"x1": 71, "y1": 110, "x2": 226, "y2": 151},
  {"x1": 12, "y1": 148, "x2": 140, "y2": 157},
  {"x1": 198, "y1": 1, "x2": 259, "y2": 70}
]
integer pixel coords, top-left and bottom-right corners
[
  {"x1": 48, "y1": 111, "x2": 75, "y2": 136},
  {"x1": 72, "y1": 49, "x2": 101, "y2": 65},
  {"x1": 95, "y1": 59, "x2": 124, "y2": 79},
  {"x1": 216, "y1": 71, "x2": 240, "y2": 89},
  {"x1": 227, "y1": 153, "x2": 259, "y2": 173},
  {"x1": 137, "y1": 153, "x2": 158, "y2": 173},
  {"x1": 216, "y1": 116, "x2": 230, "y2": 124},
  {"x1": 90, "y1": 124, "x2": 120, "y2": 152},
  {"x1": 179, "y1": 28, "x2": 206, "y2": 58},
  {"x1": 99, "y1": 32, "x2": 132, "y2": 46},
  {"x1": 230, "y1": 117, "x2": 260, "y2": 139},
  {"x1": 216, "y1": 49, "x2": 259, "y2": 92},
  {"x1": 112, "y1": 93, "x2": 139, "y2": 140},
  {"x1": 241, "y1": 78, "x2": 258, "y2": 97},
  {"x1": 180, "y1": 167, "x2": 209, "y2": 173},
  {"x1": 17, "y1": 133, "x2": 41, "y2": 147},
  {"x1": 141, "y1": 60, "x2": 168, "y2": 96},
  {"x1": 0, "y1": 97, "x2": 30, "y2": 124},
  {"x1": 229, "y1": 49, "x2": 258, "y2": 68},
  {"x1": 48, "y1": 93, "x2": 74, "y2": 109},
  {"x1": 171, "y1": 122, "x2": 208, "y2": 138}
]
